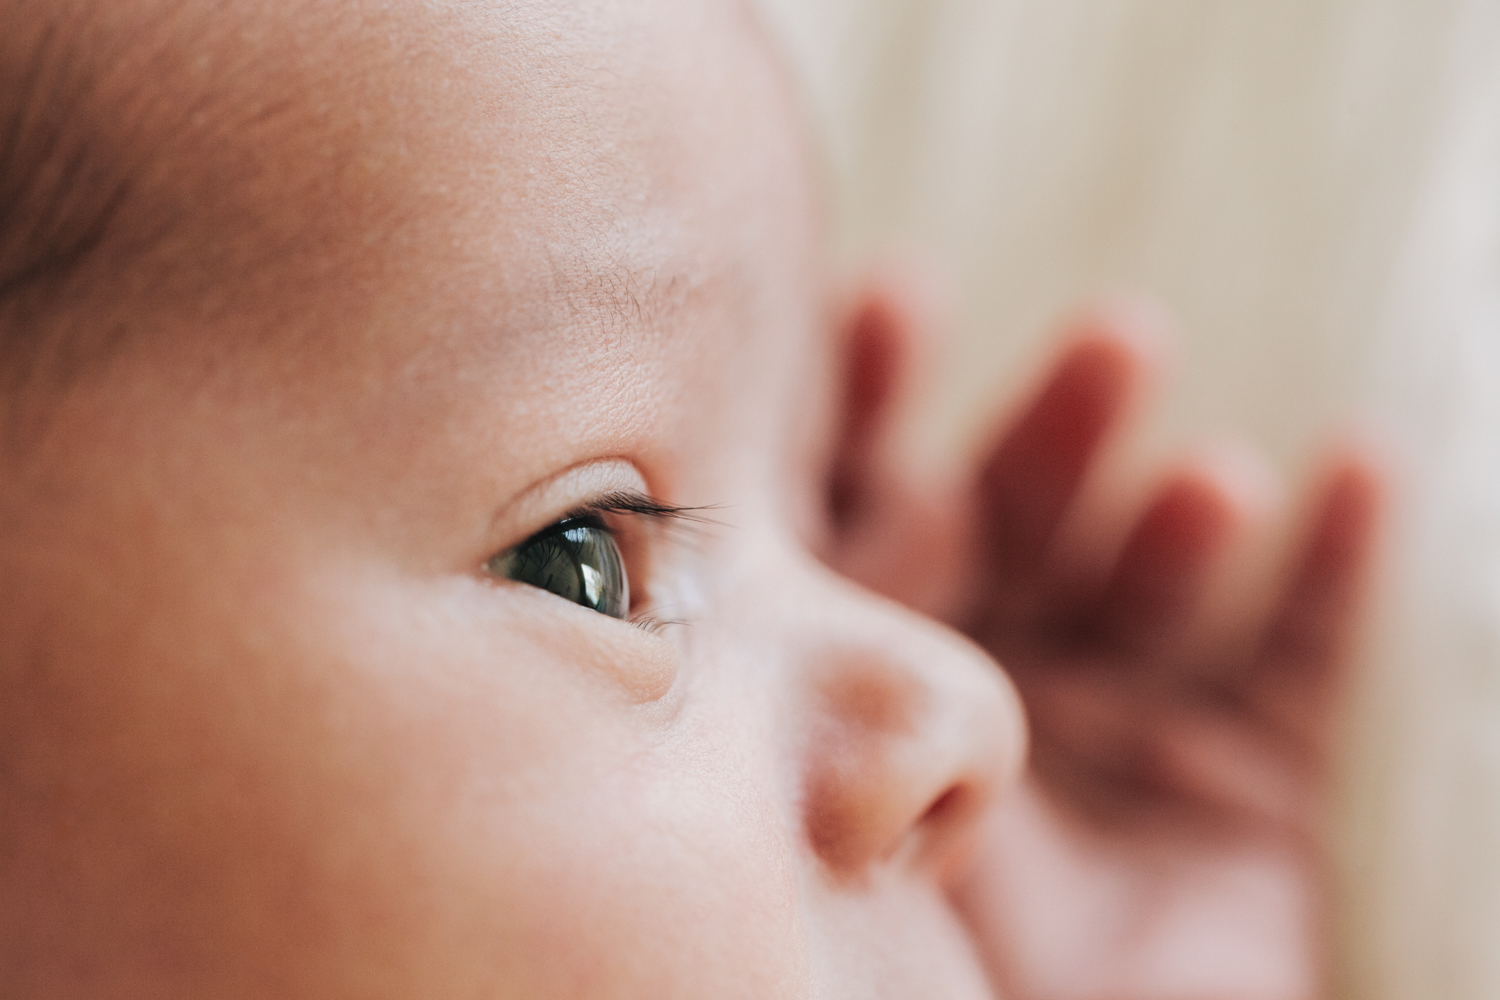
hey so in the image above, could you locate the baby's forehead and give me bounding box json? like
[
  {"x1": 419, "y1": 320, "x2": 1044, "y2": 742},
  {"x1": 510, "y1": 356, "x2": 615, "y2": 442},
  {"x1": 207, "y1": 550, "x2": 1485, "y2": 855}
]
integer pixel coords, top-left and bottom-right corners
[{"x1": 1, "y1": 0, "x2": 812, "y2": 384}]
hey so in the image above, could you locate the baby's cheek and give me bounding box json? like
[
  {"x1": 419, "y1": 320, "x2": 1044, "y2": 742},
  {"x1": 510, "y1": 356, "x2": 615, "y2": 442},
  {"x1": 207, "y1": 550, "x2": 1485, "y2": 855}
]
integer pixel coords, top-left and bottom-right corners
[
  {"x1": 0, "y1": 561, "x2": 808, "y2": 1000},
  {"x1": 464, "y1": 738, "x2": 810, "y2": 997},
  {"x1": 257, "y1": 573, "x2": 814, "y2": 998}
]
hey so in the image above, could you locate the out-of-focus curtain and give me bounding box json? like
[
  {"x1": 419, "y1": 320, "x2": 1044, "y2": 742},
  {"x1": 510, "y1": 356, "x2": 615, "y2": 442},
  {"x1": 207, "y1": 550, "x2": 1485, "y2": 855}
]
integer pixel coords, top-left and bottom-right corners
[{"x1": 757, "y1": 1, "x2": 1500, "y2": 997}]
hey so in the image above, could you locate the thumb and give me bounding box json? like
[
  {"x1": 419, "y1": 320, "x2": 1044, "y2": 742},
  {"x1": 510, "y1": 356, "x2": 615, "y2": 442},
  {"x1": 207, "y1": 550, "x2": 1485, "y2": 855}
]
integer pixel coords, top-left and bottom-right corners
[{"x1": 824, "y1": 255, "x2": 967, "y2": 616}]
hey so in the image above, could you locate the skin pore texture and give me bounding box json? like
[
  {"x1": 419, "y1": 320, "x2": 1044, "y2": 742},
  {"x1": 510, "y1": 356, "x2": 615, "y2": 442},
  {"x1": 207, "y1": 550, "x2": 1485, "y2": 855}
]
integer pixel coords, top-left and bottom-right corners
[{"x1": 0, "y1": 1, "x2": 1382, "y2": 998}]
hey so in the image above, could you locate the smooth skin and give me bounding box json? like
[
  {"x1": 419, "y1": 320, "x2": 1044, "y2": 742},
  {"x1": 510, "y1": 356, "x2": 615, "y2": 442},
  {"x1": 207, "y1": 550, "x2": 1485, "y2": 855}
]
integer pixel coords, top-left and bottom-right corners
[{"x1": 0, "y1": 0, "x2": 1379, "y2": 997}]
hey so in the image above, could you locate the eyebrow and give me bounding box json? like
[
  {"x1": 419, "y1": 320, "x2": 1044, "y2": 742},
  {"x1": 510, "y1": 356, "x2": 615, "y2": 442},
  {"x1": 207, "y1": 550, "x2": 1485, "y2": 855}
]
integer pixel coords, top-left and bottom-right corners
[{"x1": 576, "y1": 258, "x2": 704, "y2": 333}]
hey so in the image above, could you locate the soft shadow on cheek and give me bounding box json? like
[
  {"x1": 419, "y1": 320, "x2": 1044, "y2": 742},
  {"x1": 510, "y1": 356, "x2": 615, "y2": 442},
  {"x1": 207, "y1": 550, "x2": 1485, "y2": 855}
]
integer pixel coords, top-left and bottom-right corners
[
  {"x1": 376, "y1": 575, "x2": 683, "y2": 704},
  {"x1": 499, "y1": 747, "x2": 810, "y2": 992},
  {"x1": 320, "y1": 572, "x2": 811, "y2": 989}
]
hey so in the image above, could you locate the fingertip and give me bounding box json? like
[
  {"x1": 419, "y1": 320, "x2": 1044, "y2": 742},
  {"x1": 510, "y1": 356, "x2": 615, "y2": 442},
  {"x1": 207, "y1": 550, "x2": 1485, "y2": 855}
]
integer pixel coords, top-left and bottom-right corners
[
  {"x1": 1319, "y1": 440, "x2": 1387, "y2": 505},
  {"x1": 1304, "y1": 446, "x2": 1386, "y2": 572},
  {"x1": 1062, "y1": 293, "x2": 1179, "y2": 384},
  {"x1": 834, "y1": 254, "x2": 957, "y2": 468},
  {"x1": 968, "y1": 293, "x2": 1184, "y2": 584},
  {"x1": 1255, "y1": 439, "x2": 1389, "y2": 676},
  {"x1": 1179, "y1": 439, "x2": 1286, "y2": 524},
  {"x1": 1086, "y1": 442, "x2": 1289, "y2": 663},
  {"x1": 845, "y1": 251, "x2": 956, "y2": 370},
  {"x1": 1112, "y1": 440, "x2": 1284, "y2": 569},
  {"x1": 1306, "y1": 431, "x2": 1388, "y2": 530}
]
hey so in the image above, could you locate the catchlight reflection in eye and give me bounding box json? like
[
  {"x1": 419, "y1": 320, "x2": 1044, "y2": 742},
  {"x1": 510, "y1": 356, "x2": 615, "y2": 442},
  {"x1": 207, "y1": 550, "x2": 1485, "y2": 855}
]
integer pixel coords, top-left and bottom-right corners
[{"x1": 487, "y1": 516, "x2": 629, "y2": 618}]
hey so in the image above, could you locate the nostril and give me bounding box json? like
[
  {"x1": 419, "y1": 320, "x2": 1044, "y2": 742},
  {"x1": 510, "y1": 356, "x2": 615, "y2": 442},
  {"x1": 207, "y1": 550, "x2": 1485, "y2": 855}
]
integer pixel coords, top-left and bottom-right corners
[
  {"x1": 911, "y1": 782, "x2": 989, "y2": 873},
  {"x1": 802, "y1": 736, "x2": 993, "y2": 878},
  {"x1": 791, "y1": 578, "x2": 1026, "y2": 881},
  {"x1": 801, "y1": 659, "x2": 930, "y2": 875},
  {"x1": 921, "y1": 786, "x2": 966, "y2": 829}
]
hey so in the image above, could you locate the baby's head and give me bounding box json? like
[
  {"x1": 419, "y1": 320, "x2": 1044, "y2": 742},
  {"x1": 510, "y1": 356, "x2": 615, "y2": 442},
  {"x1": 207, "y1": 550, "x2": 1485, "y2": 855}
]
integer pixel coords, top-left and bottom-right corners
[{"x1": 0, "y1": 1, "x2": 1024, "y2": 995}]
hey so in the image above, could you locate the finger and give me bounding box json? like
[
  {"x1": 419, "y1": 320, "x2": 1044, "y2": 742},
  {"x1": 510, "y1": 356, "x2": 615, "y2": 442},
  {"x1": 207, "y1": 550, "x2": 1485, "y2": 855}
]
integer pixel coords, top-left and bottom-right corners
[
  {"x1": 1145, "y1": 708, "x2": 1317, "y2": 834},
  {"x1": 827, "y1": 257, "x2": 950, "y2": 533},
  {"x1": 1017, "y1": 663, "x2": 1318, "y2": 833},
  {"x1": 1087, "y1": 448, "x2": 1275, "y2": 659},
  {"x1": 975, "y1": 300, "x2": 1168, "y2": 589},
  {"x1": 823, "y1": 259, "x2": 971, "y2": 615},
  {"x1": 1252, "y1": 451, "x2": 1384, "y2": 703},
  {"x1": 1012, "y1": 665, "x2": 1313, "y2": 830}
]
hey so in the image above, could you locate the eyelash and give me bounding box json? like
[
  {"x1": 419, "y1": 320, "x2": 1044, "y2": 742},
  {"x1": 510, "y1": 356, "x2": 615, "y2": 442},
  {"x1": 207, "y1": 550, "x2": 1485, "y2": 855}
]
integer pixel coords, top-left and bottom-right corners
[{"x1": 573, "y1": 490, "x2": 710, "y2": 525}]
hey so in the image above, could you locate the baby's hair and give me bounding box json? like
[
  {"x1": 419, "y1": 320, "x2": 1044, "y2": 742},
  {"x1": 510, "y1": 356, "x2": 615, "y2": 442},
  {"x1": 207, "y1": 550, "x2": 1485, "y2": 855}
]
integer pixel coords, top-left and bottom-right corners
[
  {"x1": 0, "y1": 3, "x2": 141, "y2": 420},
  {"x1": 0, "y1": 0, "x2": 310, "y2": 442},
  {"x1": 1, "y1": 21, "x2": 128, "y2": 302}
]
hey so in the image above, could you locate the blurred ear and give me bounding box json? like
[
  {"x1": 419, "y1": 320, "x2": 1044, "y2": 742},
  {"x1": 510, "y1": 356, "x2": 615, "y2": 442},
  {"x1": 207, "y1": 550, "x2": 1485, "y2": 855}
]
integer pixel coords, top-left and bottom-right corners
[{"x1": 824, "y1": 258, "x2": 963, "y2": 614}]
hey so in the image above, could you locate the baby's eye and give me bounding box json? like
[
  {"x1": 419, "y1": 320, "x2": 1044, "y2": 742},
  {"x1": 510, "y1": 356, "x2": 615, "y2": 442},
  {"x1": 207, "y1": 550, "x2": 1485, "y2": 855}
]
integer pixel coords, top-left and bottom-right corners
[{"x1": 486, "y1": 515, "x2": 629, "y2": 618}]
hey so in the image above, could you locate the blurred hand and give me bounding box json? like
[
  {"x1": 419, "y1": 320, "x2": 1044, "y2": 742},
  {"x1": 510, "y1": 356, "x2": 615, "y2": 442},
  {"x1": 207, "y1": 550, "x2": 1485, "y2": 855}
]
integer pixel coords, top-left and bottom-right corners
[{"x1": 824, "y1": 279, "x2": 1382, "y2": 1000}]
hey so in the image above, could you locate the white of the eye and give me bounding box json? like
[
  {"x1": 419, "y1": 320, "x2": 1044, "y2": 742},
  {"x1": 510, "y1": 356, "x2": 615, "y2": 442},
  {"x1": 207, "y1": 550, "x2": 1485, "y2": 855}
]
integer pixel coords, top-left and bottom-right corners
[{"x1": 580, "y1": 562, "x2": 603, "y2": 606}]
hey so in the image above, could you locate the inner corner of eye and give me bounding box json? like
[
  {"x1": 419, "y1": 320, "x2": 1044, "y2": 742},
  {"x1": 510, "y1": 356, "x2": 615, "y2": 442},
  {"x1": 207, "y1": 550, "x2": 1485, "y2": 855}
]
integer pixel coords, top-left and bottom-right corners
[{"x1": 483, "y1": 548, "x2": 517, "y2": 578}]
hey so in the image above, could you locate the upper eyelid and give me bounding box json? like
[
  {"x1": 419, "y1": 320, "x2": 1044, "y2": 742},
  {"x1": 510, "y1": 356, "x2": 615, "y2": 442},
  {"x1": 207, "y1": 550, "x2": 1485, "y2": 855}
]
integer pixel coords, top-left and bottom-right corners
[
  {"x1": 494, "y1": 491, "x2": 716, "y2": 564},
  {"x1": 485, "y1": 461, "x2": 667, "y2": 549},
  {"x1": 480, "y1": 458, "x2": 727, "y2": 570}
]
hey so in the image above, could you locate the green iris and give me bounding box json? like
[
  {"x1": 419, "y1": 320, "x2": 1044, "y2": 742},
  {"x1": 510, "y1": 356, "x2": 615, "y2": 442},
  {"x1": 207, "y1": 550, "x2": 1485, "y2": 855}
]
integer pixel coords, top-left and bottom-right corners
[{"x1": 488, "y1": 515, "x2": 629, "y2": 619}]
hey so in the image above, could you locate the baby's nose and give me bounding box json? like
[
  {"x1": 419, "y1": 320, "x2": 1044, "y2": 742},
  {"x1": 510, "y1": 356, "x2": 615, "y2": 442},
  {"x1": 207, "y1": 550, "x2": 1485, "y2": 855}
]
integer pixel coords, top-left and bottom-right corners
[{"x1": 791, "y1": 564, "x2": 1026, "y2": 880}]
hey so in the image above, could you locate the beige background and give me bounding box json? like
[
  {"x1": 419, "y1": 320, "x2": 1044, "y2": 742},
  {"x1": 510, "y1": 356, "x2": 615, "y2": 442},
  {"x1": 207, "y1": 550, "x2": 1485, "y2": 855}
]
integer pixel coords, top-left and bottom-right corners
[{"x1": 756, "y1": 1, "x2": 1500, "y2": 996}]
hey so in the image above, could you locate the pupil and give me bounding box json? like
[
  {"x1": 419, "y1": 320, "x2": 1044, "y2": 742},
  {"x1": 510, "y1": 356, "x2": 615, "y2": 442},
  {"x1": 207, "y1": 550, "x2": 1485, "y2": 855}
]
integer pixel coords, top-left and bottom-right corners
[{"x1": 491, "y1": 518, "x2": 628, "y2": 619}]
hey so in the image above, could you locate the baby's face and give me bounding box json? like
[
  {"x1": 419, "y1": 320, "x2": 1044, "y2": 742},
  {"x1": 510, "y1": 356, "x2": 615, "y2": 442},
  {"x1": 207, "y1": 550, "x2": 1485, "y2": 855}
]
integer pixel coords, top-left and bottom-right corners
[{"x1": 0, "y1": 1, "x2": 1023, "y2": 996}]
